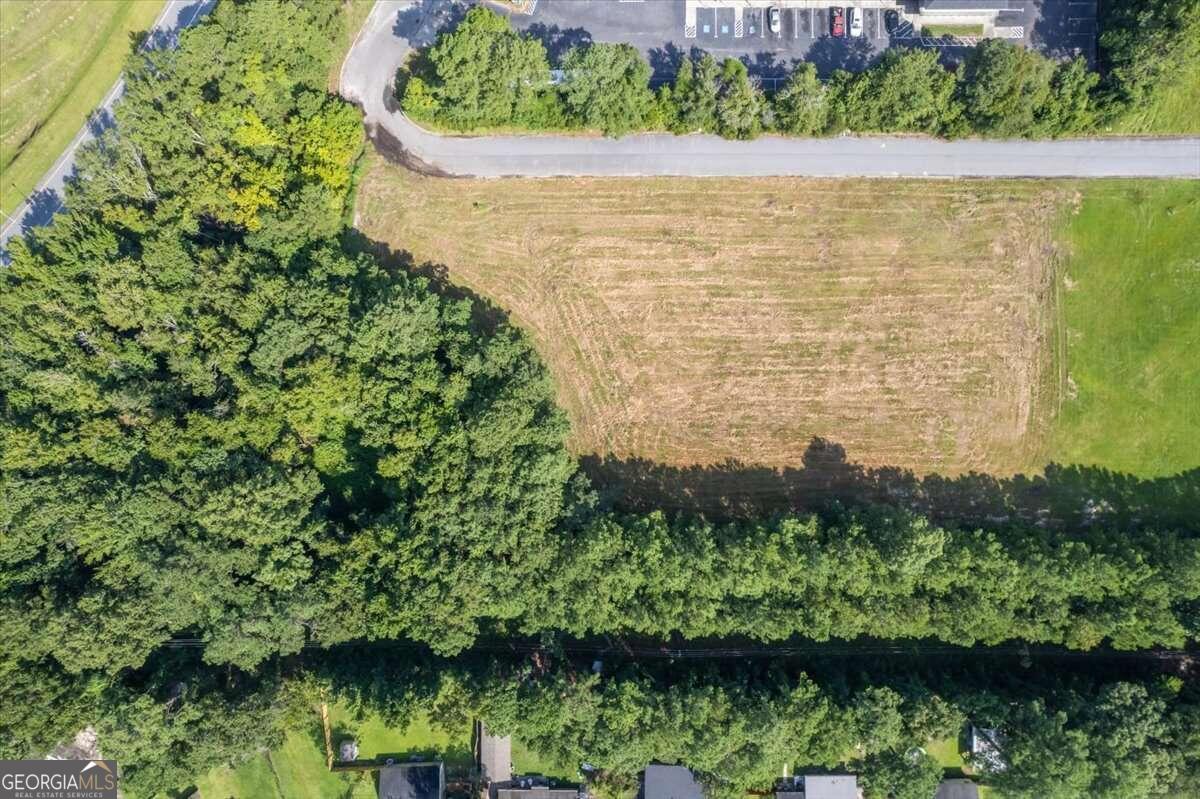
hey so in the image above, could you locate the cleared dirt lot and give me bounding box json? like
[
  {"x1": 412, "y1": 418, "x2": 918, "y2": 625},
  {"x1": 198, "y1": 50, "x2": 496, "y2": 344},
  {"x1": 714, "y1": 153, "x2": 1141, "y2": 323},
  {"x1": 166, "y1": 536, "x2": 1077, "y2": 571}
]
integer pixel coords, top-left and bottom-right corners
[{"x1": 358, "y1": 155, "x2": 1062, "y2": 477}]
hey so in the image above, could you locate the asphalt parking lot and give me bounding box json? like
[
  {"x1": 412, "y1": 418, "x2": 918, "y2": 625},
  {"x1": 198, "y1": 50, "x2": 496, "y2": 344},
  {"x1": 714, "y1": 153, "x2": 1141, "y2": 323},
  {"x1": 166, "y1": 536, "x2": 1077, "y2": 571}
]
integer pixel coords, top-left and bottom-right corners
[{"x1": 510, "y1": 0, "x2": 1098, "y2": 82}]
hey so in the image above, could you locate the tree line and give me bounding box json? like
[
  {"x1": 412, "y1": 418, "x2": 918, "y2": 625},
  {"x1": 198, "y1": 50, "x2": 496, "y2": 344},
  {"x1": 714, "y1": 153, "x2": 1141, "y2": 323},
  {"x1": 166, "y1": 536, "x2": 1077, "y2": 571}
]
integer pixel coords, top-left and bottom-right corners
[
  {"x1": 2, "y1": 0, "x2": 1198, "y2": 686},
  {"x1": 400, "y1": 3, "x2": 1197, "y2": 139},
  {"x1": 4, "y1": 648, "x2": 1199, "y2": 799}
]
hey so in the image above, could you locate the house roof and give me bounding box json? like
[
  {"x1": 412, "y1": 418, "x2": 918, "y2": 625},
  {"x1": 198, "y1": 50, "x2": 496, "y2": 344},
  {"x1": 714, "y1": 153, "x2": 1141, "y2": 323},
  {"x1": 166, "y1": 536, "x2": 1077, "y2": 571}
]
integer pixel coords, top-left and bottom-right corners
[
  {"x1": 969, "y1": 726, "x2": 1008, "y2": 773},
  {"x1": 378, "y1": 762, "x2": 445, "y2": 799},
  {"x1": 935, "y1": 779, "x2": 981, "y2": 799},
  {"x1": 644, "y1": 765, "x2": 705, "y2": 799},
  {"x1": 479, "y1": 723, "x2": 512, "y2": 785},
  {"x1": 802, "y1": 775, "x2": 857, "y2": 799}
]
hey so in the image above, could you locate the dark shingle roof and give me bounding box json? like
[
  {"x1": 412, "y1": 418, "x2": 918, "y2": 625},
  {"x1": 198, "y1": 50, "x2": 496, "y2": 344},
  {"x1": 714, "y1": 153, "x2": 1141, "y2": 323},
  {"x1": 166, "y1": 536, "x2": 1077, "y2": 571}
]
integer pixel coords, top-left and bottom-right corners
[{"x1": 379, "y1": 763, "x2": 445, "y2": 799}]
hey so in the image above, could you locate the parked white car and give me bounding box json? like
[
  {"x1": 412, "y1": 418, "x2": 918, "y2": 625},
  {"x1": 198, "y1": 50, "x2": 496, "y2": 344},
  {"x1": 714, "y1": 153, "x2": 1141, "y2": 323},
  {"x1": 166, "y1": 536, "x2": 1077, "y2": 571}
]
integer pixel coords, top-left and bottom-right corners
[{"x1": 848, "y1": 6, "x2": 864, "y2": 37}]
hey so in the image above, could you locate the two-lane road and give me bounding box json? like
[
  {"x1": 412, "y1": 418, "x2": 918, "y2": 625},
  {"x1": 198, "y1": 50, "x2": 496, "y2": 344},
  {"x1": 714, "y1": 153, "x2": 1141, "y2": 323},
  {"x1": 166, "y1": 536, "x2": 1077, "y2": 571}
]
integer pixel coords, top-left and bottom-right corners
[
  {"x1": 0, "y1": 0, "x2": 216, "y2": 255},
  {"x1": 341, "y1": 0, "x2": 1200, "y2": 179}
]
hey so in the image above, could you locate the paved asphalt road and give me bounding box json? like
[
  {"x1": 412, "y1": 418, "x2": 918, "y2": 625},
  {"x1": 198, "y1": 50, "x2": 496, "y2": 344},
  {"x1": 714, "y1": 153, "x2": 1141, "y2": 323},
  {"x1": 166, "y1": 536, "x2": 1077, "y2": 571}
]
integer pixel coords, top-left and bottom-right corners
[
  {"x1": 342, "y1": 0, "x2": 1199, "y2": 179},
  {"x1": 0, "y1": 0, "x2": 215, "y2": 256}
]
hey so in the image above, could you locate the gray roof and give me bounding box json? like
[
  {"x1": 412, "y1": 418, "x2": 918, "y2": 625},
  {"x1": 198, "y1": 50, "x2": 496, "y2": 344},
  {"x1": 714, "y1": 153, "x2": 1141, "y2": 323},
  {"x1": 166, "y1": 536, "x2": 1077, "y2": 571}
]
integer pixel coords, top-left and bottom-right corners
[
  {"x1": 479, "y1": 724, "x2": 512, "y2": 785},
  {"x1": 803, "y1": 775, "x2": 857, "y2": 799},
  {"x1": 935, "y1": 780, "x2": 981, "y2": 799},
  {"x1": 644, "y1": 765, "x2": 705, "y2": 799},
  {"x1": 379, "y1": 763, "x2": 445, "y2": 799}
]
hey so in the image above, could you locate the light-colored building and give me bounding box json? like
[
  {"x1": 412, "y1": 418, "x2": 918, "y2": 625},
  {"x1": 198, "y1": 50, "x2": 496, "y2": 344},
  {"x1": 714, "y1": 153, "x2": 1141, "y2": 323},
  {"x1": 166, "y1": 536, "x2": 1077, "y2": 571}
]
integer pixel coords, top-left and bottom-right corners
[{"x1": 775, "y1": 774, "x2": 858, "y2": 799}]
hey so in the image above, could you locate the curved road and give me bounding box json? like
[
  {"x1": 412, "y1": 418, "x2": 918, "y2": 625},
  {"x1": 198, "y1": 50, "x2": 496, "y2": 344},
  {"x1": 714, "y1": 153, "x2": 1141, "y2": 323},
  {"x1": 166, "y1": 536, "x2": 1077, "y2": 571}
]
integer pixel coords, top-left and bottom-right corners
[
  {"x1": 0, "y1": 0, "x2": 215, "y2": 256},
  {"x1": 341, "y1": 0, "x2": 1200, "y2": 179}
]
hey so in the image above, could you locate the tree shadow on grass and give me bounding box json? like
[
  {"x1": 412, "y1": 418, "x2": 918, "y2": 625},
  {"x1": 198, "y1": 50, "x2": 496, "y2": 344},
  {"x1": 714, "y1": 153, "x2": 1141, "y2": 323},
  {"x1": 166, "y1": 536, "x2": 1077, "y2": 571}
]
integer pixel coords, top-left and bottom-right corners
[{"x1": 582, "y1": 438, "x2": 1200, "y2": 533}]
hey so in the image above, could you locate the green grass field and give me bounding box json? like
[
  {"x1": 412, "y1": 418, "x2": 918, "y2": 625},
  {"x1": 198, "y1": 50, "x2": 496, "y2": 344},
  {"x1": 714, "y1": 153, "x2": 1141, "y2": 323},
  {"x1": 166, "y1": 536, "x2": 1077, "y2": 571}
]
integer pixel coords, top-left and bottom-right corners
[
  {"x1": 511, "y1": 737, "x2": 579, "y2": 782},
  {"x1": 193, "y1": 706, "x2": 471, "y2": 799},
  {"x1": 1045, "y1": 181, "x2": 1200, "y2": 476},
  {"x1": 193, "y1": 728, "x2": 373, "y2": 799},
  {"x1": 0, "y1": 0, "x2": 163, "y2": 217}
]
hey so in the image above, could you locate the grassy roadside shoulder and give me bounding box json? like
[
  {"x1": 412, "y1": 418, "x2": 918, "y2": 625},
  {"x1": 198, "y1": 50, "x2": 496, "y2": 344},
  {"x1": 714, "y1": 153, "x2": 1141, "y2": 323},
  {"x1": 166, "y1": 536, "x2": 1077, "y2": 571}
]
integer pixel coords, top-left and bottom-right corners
[
  {"x1": 0, "y1": 0, "x2": 164, "y2": 218},
  {"x1": 1107, "y1": 60, "x2": 1200, "y2": 135},
  {"x1": 1044, "y1": 180, "x2": 1200, "y2": 476}
]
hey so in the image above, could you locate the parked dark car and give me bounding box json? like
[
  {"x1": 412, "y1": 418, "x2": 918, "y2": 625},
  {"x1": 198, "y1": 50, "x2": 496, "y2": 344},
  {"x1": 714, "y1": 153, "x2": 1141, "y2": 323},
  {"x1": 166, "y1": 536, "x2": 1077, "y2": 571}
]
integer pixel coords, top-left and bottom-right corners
[
  {"x1": 884, "y1": 9, "x2": 900, "y2": 34},
  {"x1": 830, "y1": 6, "x2": 846, "y2": 37}
]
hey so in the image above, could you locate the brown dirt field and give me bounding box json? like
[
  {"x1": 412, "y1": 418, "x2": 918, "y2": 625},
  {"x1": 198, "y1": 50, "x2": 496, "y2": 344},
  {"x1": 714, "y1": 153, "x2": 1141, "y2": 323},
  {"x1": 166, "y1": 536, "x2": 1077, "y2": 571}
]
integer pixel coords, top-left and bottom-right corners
[{"x1": 356, "y1": 154, "x2": 1062, "y2": 480}]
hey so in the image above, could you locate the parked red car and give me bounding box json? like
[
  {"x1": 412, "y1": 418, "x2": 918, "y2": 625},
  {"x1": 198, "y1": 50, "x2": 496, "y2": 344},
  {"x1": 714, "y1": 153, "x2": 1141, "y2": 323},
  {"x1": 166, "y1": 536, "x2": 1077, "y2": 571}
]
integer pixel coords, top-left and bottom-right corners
[{"x1": 830, "y1": 6, "x2": 845, "y2": 37}]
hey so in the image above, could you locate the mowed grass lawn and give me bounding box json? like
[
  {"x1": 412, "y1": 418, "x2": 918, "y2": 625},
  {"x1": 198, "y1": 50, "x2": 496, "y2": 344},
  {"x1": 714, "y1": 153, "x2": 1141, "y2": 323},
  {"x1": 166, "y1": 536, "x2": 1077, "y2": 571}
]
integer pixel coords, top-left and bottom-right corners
[
  {"x1": 358, "y1": 155, "x2": 1063, "y2": 477},
  {"x1": 1046, "y1": 180, "x2": 1200, "y2": 476},
  {"x1": 0, "y1": 0, "x2": 163, "y2": 217},
  {"x1": 193, "y1": 706, "x2": 470, "y2": 799}
]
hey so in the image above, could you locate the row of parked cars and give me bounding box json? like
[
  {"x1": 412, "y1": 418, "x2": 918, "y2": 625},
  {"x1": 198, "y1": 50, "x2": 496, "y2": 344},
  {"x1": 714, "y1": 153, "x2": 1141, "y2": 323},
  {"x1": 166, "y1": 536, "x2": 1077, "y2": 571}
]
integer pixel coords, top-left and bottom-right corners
[
  {"x1": 767, "y1": 6, "x2": 903, "y2": 38},
  {"x1": 835, "y1": 6, "x2": 905, "y2": 37}
]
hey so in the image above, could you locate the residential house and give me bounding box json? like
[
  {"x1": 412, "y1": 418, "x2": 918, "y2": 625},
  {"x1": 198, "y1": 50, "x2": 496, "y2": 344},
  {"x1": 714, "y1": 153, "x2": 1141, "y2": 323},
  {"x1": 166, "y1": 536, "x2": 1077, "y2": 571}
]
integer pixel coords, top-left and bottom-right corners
[
  {"x1": 934, "y1": 779, "x2": 981, "y2": 799},
  {"x1": 643, "y1": 765, "x2": 705, "y2": 799},
  {"x1": 969, "y1": 725, "x2": 1008, "y2": 773},
  {"x1": 775, "y1": 774, "x2": 858, "y2": 799},
  {"x1": 379, "y1": 762, "x2": 446, "y2": 799}
]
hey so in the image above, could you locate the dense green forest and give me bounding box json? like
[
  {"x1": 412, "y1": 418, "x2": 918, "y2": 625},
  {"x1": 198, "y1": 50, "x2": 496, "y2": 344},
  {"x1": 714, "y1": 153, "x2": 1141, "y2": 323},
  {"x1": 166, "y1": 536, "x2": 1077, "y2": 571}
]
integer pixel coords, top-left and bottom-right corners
[
  {"x1": 3, "y1": 0, "x2": 1198, "y2": 674},
  {"x1": 1, "y1": 2, "x2": 1198, "y2": 796},
  {"x1": 401, "y1": 2, "x2": 1199, "y2": 138}
]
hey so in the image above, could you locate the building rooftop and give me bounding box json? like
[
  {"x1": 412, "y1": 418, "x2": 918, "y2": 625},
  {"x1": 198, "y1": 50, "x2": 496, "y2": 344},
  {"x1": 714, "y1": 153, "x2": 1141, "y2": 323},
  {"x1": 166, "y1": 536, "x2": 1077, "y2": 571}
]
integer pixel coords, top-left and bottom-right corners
[
  {"x1": 802, "y1": 775, "x2": 857, "y2": 799},
  {"x1": 970, "y1": 725, "x2": 1008, "y2": 773},
  {"x1": 378, "y1": 762, "x2": 445, "y2": 799},
  {"x1": 644, "y1": 765, "x2": 705, "y2": 799},
  {"x1": 935, "y1": 779, "x2": 981, "y2": 799}
]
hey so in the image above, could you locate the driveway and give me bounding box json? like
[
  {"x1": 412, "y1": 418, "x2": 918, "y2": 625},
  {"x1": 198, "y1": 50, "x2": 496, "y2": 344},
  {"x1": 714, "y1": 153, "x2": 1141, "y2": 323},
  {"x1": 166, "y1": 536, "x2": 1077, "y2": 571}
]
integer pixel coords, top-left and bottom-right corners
[
  {"x1": 0, "y1": 0, "x2": 216, "y2": 258},
  {"x1": 341, "y1": 1, "x2": 1200, "y2": 179}
]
